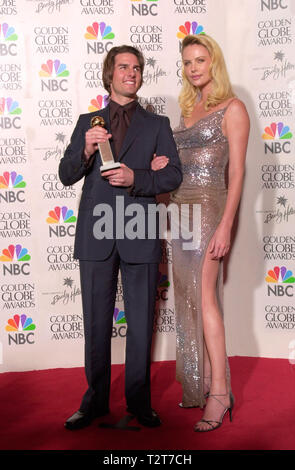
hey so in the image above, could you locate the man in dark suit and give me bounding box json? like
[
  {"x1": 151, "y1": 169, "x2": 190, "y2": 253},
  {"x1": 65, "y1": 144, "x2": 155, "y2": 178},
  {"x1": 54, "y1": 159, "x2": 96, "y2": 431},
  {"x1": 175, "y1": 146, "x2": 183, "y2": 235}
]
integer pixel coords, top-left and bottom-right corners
[{"x1": 59, "y1": 45, "x2": 182, "y2": 430}]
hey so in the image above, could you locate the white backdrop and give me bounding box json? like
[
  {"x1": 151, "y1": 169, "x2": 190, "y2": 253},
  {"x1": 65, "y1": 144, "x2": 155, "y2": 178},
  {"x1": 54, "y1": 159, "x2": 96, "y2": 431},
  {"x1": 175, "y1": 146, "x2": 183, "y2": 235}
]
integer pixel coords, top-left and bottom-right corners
[{"x1": 0, "y1": 0, "x2": 295, "y2": 372}]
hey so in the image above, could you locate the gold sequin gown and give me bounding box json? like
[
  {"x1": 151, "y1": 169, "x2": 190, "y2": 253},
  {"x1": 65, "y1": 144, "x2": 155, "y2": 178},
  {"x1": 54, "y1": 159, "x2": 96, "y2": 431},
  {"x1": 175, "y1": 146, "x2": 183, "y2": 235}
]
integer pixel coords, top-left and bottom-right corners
[{"x1": 170, "y1": 108, "x2": 230, "y2": 408}]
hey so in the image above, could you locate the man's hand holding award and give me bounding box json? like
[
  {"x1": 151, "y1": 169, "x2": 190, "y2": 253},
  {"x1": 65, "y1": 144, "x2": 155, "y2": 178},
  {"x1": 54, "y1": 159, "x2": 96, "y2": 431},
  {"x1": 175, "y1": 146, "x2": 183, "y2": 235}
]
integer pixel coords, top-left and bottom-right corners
[{"x1": 84, "y1": 116, "x2": 134, "y2": 188}]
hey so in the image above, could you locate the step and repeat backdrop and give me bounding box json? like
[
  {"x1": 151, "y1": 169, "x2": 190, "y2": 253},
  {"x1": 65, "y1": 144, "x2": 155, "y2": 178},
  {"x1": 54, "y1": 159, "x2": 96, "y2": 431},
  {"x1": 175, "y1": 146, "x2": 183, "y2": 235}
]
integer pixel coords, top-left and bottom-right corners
[{"x1": 0, "y1": 0, "x2": 295, "y2": 372}]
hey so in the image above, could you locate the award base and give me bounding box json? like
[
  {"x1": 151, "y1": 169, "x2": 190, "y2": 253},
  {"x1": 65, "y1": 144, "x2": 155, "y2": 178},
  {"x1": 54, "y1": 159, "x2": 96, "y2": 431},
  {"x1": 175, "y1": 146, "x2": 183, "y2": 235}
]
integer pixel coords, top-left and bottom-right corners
[{"x1": 100, "y1": 162, "x2": 121, "y2": 173}]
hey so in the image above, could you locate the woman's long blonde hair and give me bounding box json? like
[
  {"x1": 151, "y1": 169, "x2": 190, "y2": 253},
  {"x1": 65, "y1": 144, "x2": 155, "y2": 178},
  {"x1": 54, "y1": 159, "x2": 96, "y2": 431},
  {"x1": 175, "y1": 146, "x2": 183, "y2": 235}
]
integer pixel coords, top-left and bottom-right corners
[{"x1": 179, "y1": 34, "x2": 235, "y2": 117}]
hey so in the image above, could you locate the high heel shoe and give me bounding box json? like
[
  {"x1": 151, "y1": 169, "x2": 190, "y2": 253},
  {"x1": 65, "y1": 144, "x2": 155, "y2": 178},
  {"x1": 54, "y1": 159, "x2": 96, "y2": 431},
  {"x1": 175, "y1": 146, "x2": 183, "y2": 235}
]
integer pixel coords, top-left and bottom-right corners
[{"x1": 194, "y1": 392, "x2": 234, "y2": 432}]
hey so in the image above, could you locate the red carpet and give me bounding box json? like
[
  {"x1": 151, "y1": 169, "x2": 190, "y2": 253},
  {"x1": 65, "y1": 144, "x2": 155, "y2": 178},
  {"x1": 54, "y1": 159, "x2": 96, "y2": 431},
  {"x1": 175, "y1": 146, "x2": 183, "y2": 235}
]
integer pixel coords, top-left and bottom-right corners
[{"x1": 0, "y1": 357, "x2": 295, "y2": 451}]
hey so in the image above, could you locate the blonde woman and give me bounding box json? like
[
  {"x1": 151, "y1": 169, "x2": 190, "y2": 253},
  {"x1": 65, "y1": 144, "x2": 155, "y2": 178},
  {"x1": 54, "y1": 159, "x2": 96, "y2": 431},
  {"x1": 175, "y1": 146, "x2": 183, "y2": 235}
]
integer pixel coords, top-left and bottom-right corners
[{"x1": 154, "y1": 34, "x2": 249, "y2": 431}]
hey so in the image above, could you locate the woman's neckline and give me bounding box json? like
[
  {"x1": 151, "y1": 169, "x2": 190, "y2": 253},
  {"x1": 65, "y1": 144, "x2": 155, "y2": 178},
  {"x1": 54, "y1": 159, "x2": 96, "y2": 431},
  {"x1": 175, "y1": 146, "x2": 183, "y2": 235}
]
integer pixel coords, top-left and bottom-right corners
[{"x1": 182, "y1": 107, "x2": 227, "y2": 130}]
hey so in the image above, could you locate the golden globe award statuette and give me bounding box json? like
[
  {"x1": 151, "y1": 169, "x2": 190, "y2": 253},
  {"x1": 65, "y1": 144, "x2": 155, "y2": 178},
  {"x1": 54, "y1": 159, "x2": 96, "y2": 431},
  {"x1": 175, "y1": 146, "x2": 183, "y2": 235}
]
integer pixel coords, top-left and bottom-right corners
[{"x1": 90, "y1": 116, "x2": 121, "y2": 173}]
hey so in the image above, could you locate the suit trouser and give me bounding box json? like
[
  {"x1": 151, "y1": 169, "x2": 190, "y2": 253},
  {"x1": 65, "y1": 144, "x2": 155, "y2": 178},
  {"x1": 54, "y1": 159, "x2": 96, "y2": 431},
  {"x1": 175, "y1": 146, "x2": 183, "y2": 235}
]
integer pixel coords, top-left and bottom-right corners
[{"x1": 79, "y1": 245, "x2": 158, "y2": 414}]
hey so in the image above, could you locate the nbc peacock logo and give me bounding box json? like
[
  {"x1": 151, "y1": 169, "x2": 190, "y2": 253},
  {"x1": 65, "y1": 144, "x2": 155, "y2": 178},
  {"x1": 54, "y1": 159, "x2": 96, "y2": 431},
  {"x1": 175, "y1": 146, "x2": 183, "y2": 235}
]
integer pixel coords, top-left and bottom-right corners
[
  {"x1": 0, "y1": 23, "x2": 18, "y2": 56},
  {"x1": 39, "y1": 59, "x2": 70, "y2": 92},
  {"x1": 0, "y1": 171, "x2": 26, "y2": 188},
  {"x1": 0, "y1": 171, "x2": 26, "y2": 204},
  {"x1": 85, "y1": 22, "x2": 115, "y2": 55},
  {"x1": 0, "y1": 244, "x2": 31, "y2": 276},
  {"x1": 113, "y1": 307, "x2": 126, "y2": 325},
  {"x1": 6, "y1": 314, "x2": 36, "y2": 332},
  {"x1": 39, "y1": 59, "x2": 70, "y2": 78},
  {"x1": 0, "y1": 97, "x2": 22, "y2": 129},
  {"x1": 6, "y1": 314, "x2": 36, "y2": 346},
  {"x1": 262, "y1": 122, "x2": 293, "y2": 140},
  {"x1": 177, "y1": 21, "x2": 205, "y2": 39},
  {"x1": 266, "y1": 266, "x2": 295, "y2": 297},
  {"x1": 0, "y1": 23, "x2": 18, "y2": 41},
  {"x1": 46, "y1": 206, "x2": 76, "y2": 238},
  {"x1": 262, "y1": 122, "x2": 292, "y2": 155},
  {"x1": 88, "y1": 95, "x2": 109, "y2": 113},
  {"x1": 112, "y1": 307, "x2": 127, "y2": 338},
  {"x1": 0, "y1": 244, "x2": 31, "y2": 262},
  {"x1": 156, "y1": 271, "x2": 170, "y2": 301},
  {"x1": 0, "y1": 97, "x2": 21, "y2": 116}
]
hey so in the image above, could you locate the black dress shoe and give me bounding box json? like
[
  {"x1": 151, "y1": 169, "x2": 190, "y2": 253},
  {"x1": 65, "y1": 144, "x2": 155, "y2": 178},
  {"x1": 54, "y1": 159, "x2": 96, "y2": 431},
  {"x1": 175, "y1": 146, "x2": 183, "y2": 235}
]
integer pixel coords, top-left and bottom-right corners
[
  {"x1": 64, "y1": 409, "x2": 109, "y2": 430},
  {"x1": 127, "y1": 408, "x2": 161, "y2": 428}
]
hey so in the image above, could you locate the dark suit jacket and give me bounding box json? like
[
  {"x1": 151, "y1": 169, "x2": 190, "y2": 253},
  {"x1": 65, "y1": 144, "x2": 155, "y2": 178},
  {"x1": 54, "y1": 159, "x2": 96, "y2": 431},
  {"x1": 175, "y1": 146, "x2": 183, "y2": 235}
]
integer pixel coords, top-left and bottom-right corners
[{"x1": 58, "y1": 103, "x2": 182, "y2": 263}]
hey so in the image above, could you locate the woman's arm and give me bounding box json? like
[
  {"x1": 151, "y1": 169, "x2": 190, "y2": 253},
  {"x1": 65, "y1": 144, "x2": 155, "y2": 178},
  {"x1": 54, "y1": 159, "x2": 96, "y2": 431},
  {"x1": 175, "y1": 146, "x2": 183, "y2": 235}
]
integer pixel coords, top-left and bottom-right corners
[{"x1": 209, "y1": 99, "x2": 250, "y2": 259}]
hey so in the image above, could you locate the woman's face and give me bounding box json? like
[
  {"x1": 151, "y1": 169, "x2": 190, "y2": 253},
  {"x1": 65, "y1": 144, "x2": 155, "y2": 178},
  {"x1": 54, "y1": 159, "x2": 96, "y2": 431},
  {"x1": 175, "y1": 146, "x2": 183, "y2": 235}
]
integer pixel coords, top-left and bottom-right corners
[{"x1": 182, "y1": 43, "x2": 212, "y2": 90}]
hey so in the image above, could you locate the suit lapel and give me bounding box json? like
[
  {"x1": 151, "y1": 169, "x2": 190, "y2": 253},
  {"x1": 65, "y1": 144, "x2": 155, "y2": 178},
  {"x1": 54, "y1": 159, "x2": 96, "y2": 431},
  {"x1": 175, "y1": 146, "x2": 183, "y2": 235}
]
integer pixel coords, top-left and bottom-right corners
[{"x1": 118, "y1": 105, "x2": 147, "y2": 162}]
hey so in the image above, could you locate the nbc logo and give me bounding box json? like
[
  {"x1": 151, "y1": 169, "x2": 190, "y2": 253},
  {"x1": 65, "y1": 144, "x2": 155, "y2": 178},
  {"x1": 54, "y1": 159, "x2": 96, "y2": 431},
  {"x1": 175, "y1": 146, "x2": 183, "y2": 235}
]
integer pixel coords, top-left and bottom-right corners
[
  {"x1": 113, "y1": 307, "x2": 126, "y2": 325},
  {"x1": 39, "y1": 59, "x2": 70, "y2": 92},
  {"x1": 0, "y1": 171, "x2": 26, "y2": 203},
  {"x1": 0, "y1": 23, "x2": 18, "y2": 56},
  {"x1": 6, "y1": 314, "x2": 36, "y2": 346},
  {"x1": 177, "y1": 21, "x2": 205, "y2": 52},
  {"x1": 266, "y1": 266, "x2": 295, "y2": 297},
  {"x1": 156, "y1": 271, "x2": 170, "y2": 301},
  {"x1": 177, "y1": 21, "x2": 205, "y2": 39},
  {"x1": 88, "y1": 95, "x2": 109, "y2": 113},
  {"x1": 131, "y1": 0, "x2": 158, "y2": 17},
  {"x1": 85, "y1": 22, "x2": 115, "y2": 54},
  {"x1": 46, "y1": 206, "x2": 76, "y2": 238},
  {"x1": 0, "y1": 244, "x2": 31, "y2": 276},
  {"x1": 262, "y1": 122, "x2": 292, "y2": 155},
  {"x1": 112, "y1": 308, "x2": 127, "y2": 338},
  {"x1": 0, "y1": 97, "x2": 22, "y2": 129}
]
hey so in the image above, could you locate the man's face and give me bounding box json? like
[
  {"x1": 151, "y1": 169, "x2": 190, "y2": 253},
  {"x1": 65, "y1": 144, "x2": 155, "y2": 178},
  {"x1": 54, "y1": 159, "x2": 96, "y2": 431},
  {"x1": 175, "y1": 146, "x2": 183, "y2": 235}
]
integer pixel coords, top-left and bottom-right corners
[{"x1": 110, "y1": 53, "x2": 142, "y2": 104}]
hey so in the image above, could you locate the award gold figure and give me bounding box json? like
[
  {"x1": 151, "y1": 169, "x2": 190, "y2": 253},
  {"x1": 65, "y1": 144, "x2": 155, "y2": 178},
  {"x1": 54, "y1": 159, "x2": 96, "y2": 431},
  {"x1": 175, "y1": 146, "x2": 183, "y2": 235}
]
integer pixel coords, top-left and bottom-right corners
[{"x1": 90, "y1": 116, "x2": 121, "y2": 173}]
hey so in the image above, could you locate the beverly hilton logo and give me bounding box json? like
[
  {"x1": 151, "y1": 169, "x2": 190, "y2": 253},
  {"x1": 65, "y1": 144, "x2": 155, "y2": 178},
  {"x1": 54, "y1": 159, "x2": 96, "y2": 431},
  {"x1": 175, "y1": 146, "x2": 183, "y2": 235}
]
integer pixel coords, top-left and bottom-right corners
[
  {"x1": 254, "y1": 50, "x2": 295, "y2": 81},
  {"x1": 88, "y1": 95, "x2": 109, "y2": 112},
  {"x1": 262, "y1": 195, "x2": 295, "y2": 224},
  {"x1": 85, "y1": 22, "x2": 115, "y2": 54},
  {"x1": 143, "y1": 57, "x2": 167, "y2": 86}
]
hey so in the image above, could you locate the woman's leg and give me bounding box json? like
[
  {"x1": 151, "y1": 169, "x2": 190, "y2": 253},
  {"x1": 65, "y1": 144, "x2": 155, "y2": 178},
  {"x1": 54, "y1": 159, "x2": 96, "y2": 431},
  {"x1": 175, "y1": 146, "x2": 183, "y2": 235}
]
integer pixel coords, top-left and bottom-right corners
[{"x1": 195, "y1": 249, "x2": 230, "y2": 431}]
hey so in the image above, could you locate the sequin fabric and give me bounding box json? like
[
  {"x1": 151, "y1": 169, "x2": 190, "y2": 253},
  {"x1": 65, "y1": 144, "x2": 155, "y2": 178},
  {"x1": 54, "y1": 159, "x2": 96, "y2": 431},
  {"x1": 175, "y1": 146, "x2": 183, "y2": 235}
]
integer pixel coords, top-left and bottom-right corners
[{"x1": 170, "y1": 108, "x2": 230, "y2": 408}]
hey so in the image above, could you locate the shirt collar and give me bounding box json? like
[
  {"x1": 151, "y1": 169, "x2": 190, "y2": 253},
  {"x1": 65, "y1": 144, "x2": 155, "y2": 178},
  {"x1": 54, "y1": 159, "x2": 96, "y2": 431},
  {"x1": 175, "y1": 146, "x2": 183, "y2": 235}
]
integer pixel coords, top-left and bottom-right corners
[{"x1": 109, "y1": 99, "x2": 138, "y2": 122}]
